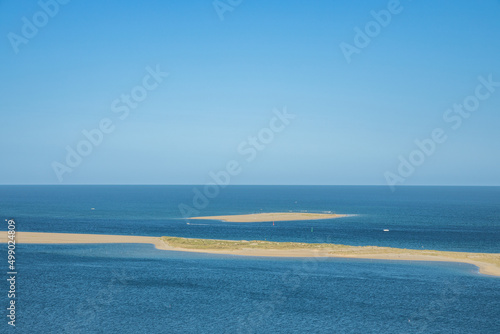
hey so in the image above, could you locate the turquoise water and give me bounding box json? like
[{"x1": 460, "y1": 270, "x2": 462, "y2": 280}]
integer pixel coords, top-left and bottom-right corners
[{"x1": 1, "y1": 186, "x2": 499, "y2": 333}]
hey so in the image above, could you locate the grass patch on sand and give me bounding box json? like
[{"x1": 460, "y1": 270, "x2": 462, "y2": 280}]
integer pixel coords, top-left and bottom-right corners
[
  {"x1": 160, "y1": 236, "x2": 500, "y2": 267},
  {"x1": 161, "y1": 236, "x2": 345, "y2": 250}
]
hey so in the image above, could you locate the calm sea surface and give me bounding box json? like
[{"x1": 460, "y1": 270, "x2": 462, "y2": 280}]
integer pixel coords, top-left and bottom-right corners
[{"x1": 1, "y1": 186, "x2": 499, "y2": 333}]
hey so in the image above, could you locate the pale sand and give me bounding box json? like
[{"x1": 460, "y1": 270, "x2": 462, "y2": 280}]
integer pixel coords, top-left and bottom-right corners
[
  {"x1": 190, "y1": 212, "x2": 348, "y2": 222},
  {"x1": 0, "y1": 232, "x2": 163, "y2": 247},
  {"x1": 2, "y1": 232, "x2": 499, "y2": 277}
]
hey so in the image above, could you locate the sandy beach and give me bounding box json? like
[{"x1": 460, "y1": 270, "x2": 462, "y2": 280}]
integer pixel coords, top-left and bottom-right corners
[
  {"x1": 1, "y1": 232, "x2": 163, "y2": 248},
  {"x1": 190, "y1": 212, "x2": 348, "y2": 222},
  {"x1": 2, "y1": 231, "x2": 499, "y2": 277}
]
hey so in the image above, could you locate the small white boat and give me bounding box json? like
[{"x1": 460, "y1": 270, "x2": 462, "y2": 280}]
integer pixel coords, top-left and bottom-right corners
[{"x1": 383, "y1": 229, "x2": 390, "y2": 232}]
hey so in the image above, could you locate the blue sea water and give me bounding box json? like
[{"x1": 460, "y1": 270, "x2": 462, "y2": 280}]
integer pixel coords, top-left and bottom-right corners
[
  {"x1": 1, "y1": 186, "x2": 499, "y2": 333},
  {"x1": 2, "y1": 185, "x2": 500, "y2": 252}
]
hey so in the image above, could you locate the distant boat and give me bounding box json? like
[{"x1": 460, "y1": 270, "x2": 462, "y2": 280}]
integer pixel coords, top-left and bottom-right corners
[{"x1": 383, "y1": 229, "x2": 389, "y2": 232}]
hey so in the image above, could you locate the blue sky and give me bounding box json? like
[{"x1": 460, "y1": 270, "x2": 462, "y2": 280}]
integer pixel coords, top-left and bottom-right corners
[{"x1": 1, "y1": 0, "x2": 499, "y2": 185}]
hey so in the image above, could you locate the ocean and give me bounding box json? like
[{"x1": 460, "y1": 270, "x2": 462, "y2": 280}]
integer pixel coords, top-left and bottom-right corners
[{"x1": 1, "y1": 186, "x2": 499, "y2": 333}]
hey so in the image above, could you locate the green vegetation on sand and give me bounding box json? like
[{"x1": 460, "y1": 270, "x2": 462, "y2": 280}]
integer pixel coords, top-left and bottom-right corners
[{"x1": 160, "y1": 236, "x2": 500, "y2": 269}]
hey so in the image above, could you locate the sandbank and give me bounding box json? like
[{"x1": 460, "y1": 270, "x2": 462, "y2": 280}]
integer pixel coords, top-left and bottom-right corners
[
  {"x1": 2, "y1": 232, "x2": 499, "y2": 277},
  {"x1": 189, "y1": 212, "x2": 348, "y2": 222},
  {"x1": 1, "y1": 232, "x2": 163, "y2": 248}
]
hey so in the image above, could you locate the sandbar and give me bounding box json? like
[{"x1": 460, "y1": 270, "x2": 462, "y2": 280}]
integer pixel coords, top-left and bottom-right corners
[
  {"x1": 189, "y1": 212, "x2": 348, "y2": 222},
  {"x1": 1, "y1": 232, "x2": 163, "y2": 248},
  {"x1": 2, "y1": 232, "x2": 499, "y2": 277}
]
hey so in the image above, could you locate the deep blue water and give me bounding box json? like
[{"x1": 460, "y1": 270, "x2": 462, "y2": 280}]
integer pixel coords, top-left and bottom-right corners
[
  {"x1": 1, "y1": 186, "x2": 499, "y2": 333},
  {"x1": 9, "y1": 244, "x2": 500, "y2": 333}
]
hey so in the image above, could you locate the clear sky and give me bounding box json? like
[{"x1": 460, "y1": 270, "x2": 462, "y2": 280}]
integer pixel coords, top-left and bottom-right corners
[{"x1": 1, "y1": 0, "x2": 499, "y2": 185}]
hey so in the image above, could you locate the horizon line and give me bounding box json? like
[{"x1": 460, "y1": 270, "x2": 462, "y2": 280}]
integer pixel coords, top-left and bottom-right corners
[{"x1": 0, "y1": 184, "x2": 499, "y2": 187}]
